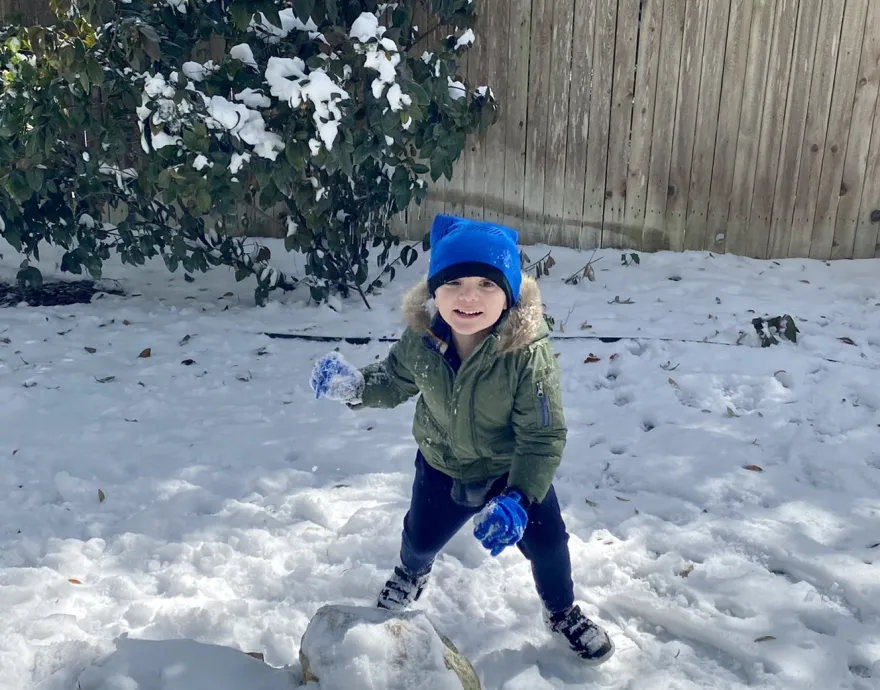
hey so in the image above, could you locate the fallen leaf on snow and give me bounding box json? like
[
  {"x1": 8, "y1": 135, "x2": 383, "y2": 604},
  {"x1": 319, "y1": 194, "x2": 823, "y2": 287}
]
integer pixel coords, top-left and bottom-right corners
[
  {"x1": 98, "y1": 489, "x2": 105, "y2": 502},
  {"x1": 754, "y1": 636, "x2": 776, "y2": 643},
  {"x1": 679, "y1": 564, "x2": 695, "y2": 578},
  {"x1": 138, "y1": 348, "x2": 152, "y2": 358},
  {"x1": 615, "y1": 496, "x2": 630, "y2": 502},
  {"x1": 181, "y1": 359, "x2": 196, "y2": 366},
  {"x1": 743, "y1": 464, "x2": 763, "y2": 472},
  {"x1": 68, "y1": 579, "x2": 82, "y2": 585},
  {"x1": 838, "y1": 337, "x2": 856, "y2": 346},
  {"x1": 584, "y1": 354, "x2": 601, "y2": 363},
  {"x1": 179, "y1": 334, "x2": 192, "y2": 346},
  {"x1": 668, "y1": 378, "x2": 679, "y2": 388},
  {"x1": 580, "y1": 322, "x2": 592, "y2": 330},
  {"x1": 84, "y1": 347, "x2": 97, "y2": 354},
  {"x1": 0, "y1": 337, "x2": 10, "y2": 344},
  {"x1": 584, "y1": 498, "x2": 599, "y2": 507},
  {"x1": 244, "y1": 652, "x2": 264, "y2": 662},
  {"x1": 95, "y1": 376, "x2": 116, "y2": 384},
  {"x1": 123, "y1": 320, "x2": 131, "y2": 326}
]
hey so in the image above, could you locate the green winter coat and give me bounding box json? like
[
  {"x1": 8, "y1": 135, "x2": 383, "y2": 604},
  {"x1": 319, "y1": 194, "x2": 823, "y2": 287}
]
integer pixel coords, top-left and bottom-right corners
[{"x1": 352, "y1": 274, "x2": 567, "y2": 504}]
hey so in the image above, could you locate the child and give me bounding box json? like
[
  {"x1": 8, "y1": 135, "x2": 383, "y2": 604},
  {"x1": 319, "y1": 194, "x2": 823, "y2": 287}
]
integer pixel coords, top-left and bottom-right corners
[{"x1": 309, "y1": 214, "x2": 614, "y2": 664}]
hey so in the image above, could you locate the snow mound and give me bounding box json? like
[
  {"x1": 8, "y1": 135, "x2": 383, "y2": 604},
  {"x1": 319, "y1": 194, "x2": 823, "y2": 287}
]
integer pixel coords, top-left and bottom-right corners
[
  {"x1": 70, "y1": 636, "x2": 293, "y2": 690},
  {"x1": 300, "y1": 604, "x2": 479, "y2": 689}
]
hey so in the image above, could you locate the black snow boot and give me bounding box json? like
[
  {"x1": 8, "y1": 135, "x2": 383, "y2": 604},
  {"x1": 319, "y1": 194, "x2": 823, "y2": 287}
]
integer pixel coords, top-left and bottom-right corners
[
  {"x1": 376, "y1": 565, "x2": 429, "y2": 611},
  {"x1": 546, "y1": 604, "x2": 615, "y2": 664}
]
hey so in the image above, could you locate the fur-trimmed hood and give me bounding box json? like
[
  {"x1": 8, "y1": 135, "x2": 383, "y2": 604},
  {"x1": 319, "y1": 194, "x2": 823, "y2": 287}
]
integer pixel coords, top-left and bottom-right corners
[{"x1": 400, "y1": 274, "x2": 547, "y2": 355}]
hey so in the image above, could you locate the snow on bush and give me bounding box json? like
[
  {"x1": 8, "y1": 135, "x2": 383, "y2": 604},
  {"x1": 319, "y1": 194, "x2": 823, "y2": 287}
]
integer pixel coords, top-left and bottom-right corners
[{"x1": 0, "y1": 0, "x2": 496, "y2": 304}]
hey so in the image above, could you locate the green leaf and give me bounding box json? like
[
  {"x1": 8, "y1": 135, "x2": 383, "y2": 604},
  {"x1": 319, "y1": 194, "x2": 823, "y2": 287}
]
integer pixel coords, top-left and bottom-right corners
[
  {"x1": 86, "y1": 59, "x2": 104, "y2": 86},
  {"x1": 401, "y1": 245, "x2": 417, "y2": 267},
  {"x1": 230, "y1": 4, "x2": 255, "y2": 30},
  {"x1": 324, "y1": 0, "x2": 338, "y2": 23},
  {"x1": 196, "y1": 188, "x2": 212, "y2": 214},
  {"x1": 26, "y1": 167, "x2": 45, "y2": 193},
  {"x1": 293, "y1": 0, "x2": 315, "y2": 21},
  {"x1": 262, "y1": 5, "x2": 282, "y2": 27},
  {"x1": 235, "y1": 267, "x2": 251, "y2": 282},
  {"x1": 4, "y1": 230, "x2": 22, "y2": 252}
]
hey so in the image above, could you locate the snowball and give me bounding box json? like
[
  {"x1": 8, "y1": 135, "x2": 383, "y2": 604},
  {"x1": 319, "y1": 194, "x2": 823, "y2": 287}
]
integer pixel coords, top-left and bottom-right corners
[{"x1": 229, "y1": 43, "x2": 258, "y2": 70}]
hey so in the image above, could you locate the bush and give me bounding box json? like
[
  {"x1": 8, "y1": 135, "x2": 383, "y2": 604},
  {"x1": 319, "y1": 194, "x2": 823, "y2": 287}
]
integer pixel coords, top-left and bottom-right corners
[{"x1": 0, "y1": 0, "x2": 495, "y2": 304}]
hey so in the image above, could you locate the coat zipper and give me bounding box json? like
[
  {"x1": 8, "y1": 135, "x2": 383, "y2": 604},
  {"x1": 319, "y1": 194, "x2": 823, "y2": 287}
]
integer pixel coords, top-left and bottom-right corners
[{"x1": 537, "y1": 381, "x2": 550, "y2": 427}]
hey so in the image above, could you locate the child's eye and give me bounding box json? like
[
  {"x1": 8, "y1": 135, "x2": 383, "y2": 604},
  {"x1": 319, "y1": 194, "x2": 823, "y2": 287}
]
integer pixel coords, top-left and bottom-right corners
[{"x1": 480, "y1": 280, "x2": 498, "y2": 289}]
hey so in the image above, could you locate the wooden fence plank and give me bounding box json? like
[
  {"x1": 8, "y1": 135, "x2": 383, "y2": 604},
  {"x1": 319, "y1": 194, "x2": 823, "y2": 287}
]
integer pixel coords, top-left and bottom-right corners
[
  {"x1": 854, "y1": 88, "x2": 880, "y2": 258},
  {"x1": 543, "y1": 0, "x2": 576, "y2": 246},
  {"x1": 445, "y1": 46, "x2": 468, "y2": 219},
  {"x1": 580, "y1": 0, "x2": 618, "y2": 249},
  {"x1": 602, "y1": 0, "x2": 640, "y2": 249},
  {"x1": 683, "y1": 0, "x2": 731, "y2": 251},
  {"x1": 766, "y1": 0, "x2": 824, "y2": 258},
  {"x1": 724, "y1": 0, "x2": 776, "y2": 257},
  {"x1": 413, "y1": 2, "x2": 446, "y2": 236},
  {"x1": 479, "y1": 0, "x2": 510, "y2": 225},
  {"x1": 623, "y1": 0, "x2": 665, "y2": 245},
  {"x1": 461, "y1": 8, "x2": 487, "y2": 223},
  {"x1": 521, "y1": 0, "x2": 553, "y2": 243},
  {"x1": 703, "y1": 0, "x2": 755, "y2": 252},
  {"x1": 502, "y1": 0, "x2": 532, "y2": 231},
  {"x1": 560, "y1": 0, "x2": 597, "y2": 247},
  {"x1": 787, "y1": 0, "x2": 846, "y2": 257},
  {"x1": 833, "y1": 0, "x2": 880, "y2": 260},
  {"x1": 642, "y1": 0, "x2": 687, "y2": 251},
  {"x1": 744, "y1": 0, "x2": 799, "y2": 259},
  {"x1": 810, "y1": 0, "x2": 870, "y2": 259},
  {"x1": 664, "y1": 0, "x2": 709, "y2": 252}
]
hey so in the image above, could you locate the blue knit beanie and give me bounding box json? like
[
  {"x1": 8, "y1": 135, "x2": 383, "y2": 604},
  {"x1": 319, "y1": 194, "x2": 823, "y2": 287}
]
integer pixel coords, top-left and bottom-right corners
[{"x1": 427, "y1": 214, "x2": 522, "y2": 306}]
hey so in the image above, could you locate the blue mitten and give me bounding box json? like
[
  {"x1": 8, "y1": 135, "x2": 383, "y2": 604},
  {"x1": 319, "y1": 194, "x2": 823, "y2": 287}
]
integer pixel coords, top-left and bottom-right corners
[
  {"x1": 310, "y1": 351, "x2": 365, "y2": 403},
  {"x1": 473, "y1": 489, "x2": 529, "y2": 556}
]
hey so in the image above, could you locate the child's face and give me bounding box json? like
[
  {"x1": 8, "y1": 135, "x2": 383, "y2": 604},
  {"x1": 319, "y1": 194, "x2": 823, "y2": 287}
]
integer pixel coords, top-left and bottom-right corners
[{"x1": 434, "y1": 276, "x2": 507, "y2": 335}]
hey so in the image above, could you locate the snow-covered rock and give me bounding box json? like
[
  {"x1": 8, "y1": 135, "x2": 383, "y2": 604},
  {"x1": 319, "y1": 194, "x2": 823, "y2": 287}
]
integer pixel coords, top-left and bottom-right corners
[{"x1": 299, "y1": 605, "x2": 480, "y2": 690}]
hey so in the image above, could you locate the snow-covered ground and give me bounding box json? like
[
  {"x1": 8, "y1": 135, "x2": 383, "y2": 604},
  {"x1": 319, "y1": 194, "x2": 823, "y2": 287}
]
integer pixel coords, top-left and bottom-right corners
[{"x1": 2, "y1": 240, "x2": 879, "y2": 690}]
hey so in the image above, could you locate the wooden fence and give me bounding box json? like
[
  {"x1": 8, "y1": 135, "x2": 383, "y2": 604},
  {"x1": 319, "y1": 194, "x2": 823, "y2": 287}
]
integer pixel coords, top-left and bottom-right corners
[{"x1": 395, "y1": 0, "x2": 880, "y2": 260}]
